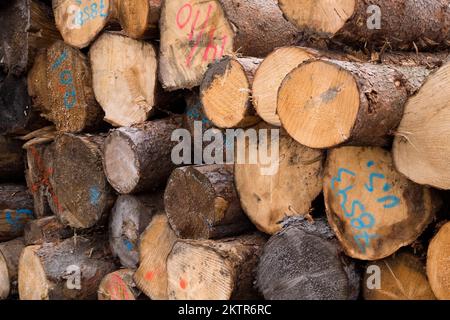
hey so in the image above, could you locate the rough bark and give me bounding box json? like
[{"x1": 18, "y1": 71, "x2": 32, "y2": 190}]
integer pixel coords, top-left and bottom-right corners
[
  {"x1": 24, "y1": 216, "x2": 73, "y2": 245},
  {"x1": 324, "y1": 146, "x2": 439, "y2": 260},
  {"x1": 167, "y1": 233, "x2": 266, "y2": 300},
  {"x1": 164, "y1": 164, "x2": 252, "y2": 239},
  {"x1": 0, "y1": 238, "x2": 25, "y2": 299},
  {"x1": 256, "y1": 217, "x2": 360, "y2": 300},
  {"x1": 159, "y1": 0, "x2": 298, "y2": 90},
  {"x1": 427, "y1": 221, "x2": 450, "y2": 300},
  {"x1": 98, "y1": 269, "x2": 140, "y2": 300},
  {"x1": 103, "y1": 118, "x2": 181, "y2": 194}
]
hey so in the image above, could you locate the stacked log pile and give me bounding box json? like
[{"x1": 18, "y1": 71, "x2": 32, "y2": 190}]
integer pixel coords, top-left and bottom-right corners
[{"x1": 0, "y1": 0, "x2": 449, "y2": 301}]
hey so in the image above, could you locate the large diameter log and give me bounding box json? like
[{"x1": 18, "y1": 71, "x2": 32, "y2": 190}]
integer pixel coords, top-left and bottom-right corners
[
  {"x1": 0, "y1": 185, "x2": 34, "y2": 242},
  {"x1": 200, "y1": 57, "x2": 261, "y2": 129},
  {"x1": 164, "y1": 164, "x2": 252, "y2": 239},
  {"x1": 109, "y1": 193, "x2": 164, "y2": 269},
  {"x1": 134, "y1": 214, "x2": 177, "y2": 300},
  {"x1": 28, "y1": 41, "x2": 104, "y2": 133},
  {"x1": 98, "y1": 269, "x2": 139, "y2": 300},
  {"x1": 0, "y1": 136, "x2": 24, "y2": 182},
  {"x1": 167, "y1": 234, "x2": 265, "y2": 300},
  {"x1": 278, "y1": 59, "x2": 431, "y2": 149},
  {"x1": 52, "y1": 0, "x2": 118, "y2": 49},
  {"x1": 363, "y1": 250, "x2": 435, "y2": 300},
  {"x1": 159, "y1": 0, "x2": 298, "y2": 90},
  {"x1": 279, "y1": 0, "x2": 450, "y2": 50},
  {"x1": 118, "y1": 0, "x2": 160, "y2": 39},
  {"x1": 48, "y1": 134, "x2": 116, "y2": 229},
  {"x1": 90, "y1": 32, "x2": 159, "y2": 127},
  {"x1": 18, "y1": 235, "x2": 115, "y2": 300},
  {"x1": 324, "y1": 147, "x2": 438, "y2": 260},
  {"x1": 256, "y1": 217, "x2": 360, "y2": 300},
  {"x1": 393, "y1": 60, "x2": 450, "y2": 190},
  {"x1": 0, "y1": 238, "x2": 25, "y2": 299},
  {"x1": 0, "y1": 0, "x2": 60, "y2": 75},
  {"x1": 24, "y1": 216, "x2": 73, "y2": 246},
  {"x1": 235, "y1": 128, "x2": 324, "y2": 234},
  {"x1": 427, "y1": 221, "x2": 450, "y2": 300}
]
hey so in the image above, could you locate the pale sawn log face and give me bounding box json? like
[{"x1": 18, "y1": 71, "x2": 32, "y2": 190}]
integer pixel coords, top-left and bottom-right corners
[
  {"x1": 324, "y1": 147, "x2": 437, "y2": 260},
  {"x1": 427, "y1": 221, "x2": 450, "y2": 300},
  {"x1": 0, "y1": 238, "x2": 25, "y2": 299}
]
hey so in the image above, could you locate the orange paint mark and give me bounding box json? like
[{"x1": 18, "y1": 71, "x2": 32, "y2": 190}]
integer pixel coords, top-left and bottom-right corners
[
  {"x1": 179, "y1": 278, "x2": 187, "y2": 289},
  {"x1": 145, "y1": 271, "x2": 154, "y2": 281},
  {"x1": 110, "y1": 273, "x2": 131, "y2": 300},
  {"x1": 58, "y1": 85, "x2": 66, "y2": 94}
]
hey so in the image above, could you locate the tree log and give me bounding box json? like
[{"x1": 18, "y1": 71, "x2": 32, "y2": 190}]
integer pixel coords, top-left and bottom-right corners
[
  {"x1": 52, "y1": 0, "x2": 119, "y2": 48},
  {"x1": 324, "y1": 146, "x2": 438, "y2": 260},
  {"x1": 0, "y1": 184, "x2": 34, "y2": 242},
  {"x1": 278, "y1": 59, "x2": 431, "y2": 149},
  {"x1": 28, "y1": 40, "x2": 104, "y2": 133},
  {"x1": 167, "y1": 233, "x2": 265, "y2": 300},
  {"x1": 134, "y1": 214, "x2": 177, "y2": 300},
  {"x1": 363, "y1": 250, "x2": 435, "y2": 300},
  {"x1": 427, "y1": 221, "x2": 450, "y2": 300},
  {"x1": 0, "y1": 0, "x2": 60, "y2": 75},
  {"x1": 235, "y1": 129, "x2": 324, "y2": 235},
  {"x1": 200, "y1": 56, "x2": 261, "y2": 128},
  {"x1": 0, "y1": 238, "x2": 25, "y2": 299},
  {"x1": 0, "y1": 136, "x2": 24, "y2": 182},
  {"x1": 278, "y1": 0, "x2": 450, "y2": 51},
  {"x1": 24, "y1": 216, "x2": 73, "y2": 246},
  {"x1": 48, "y1": 134, "x2": 116, "y2": 229},
  {"x1": 256, "y1": 217, "x2": 360, "y2": 300},
  {"x1": 18, "y1": 235, "x2": 115, "y2": 300},
  {"x1": 118, "y1": 0, "x2": 160, "y2": 39},
  {"x1": 159, "y1": 0, "x2": 298, "y2": 90},
  {"x1": 164, "y1": 164, "x2": 251, "y2": 239},
  {"x1": 98, "y1": 269, "x2": 140, "y2": 300},
  {"x1": 393, "y1": 60, "x2": 450, "y2": 190},
  {"x1": 109, "y1": 192, "x2": 164, "y2": 269},
  {"x1": 103, "y1": 118, "x2": 181, "y2": 194},
  {"x1": 89, "y1": 32, "x2": 159, "y2": 127}
]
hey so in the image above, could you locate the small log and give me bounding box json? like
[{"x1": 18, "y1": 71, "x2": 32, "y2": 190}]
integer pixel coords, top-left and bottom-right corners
[
  {"x1": 0, "y1": 184, "x2": 34, "y2": 242},
  {"x1": 24, "y1": 216, "x2": 73, "y2": 246},
  {"x1": 277, "y1": 59, "x2": 431, "y2": 149},
  {"x1": 98, "y1": 269, "x2": 140, "y2": 300},
  {"x1": 0, "y1": 136, "x2": 24, "y2": 182},
  {"x1": 28, "y1": 40, "x2": 104, "y2": 133},
  {"x1": 109, "y1": 192, "x2": 164, "y2": 269},
  {"x1": 324, "y1": 146, "x2": 439, "y2": 260},
  {"x1": 89, "y1": 32, "x2": 159, "y2": 127},
  {"x1": 393, "y1": 60, "x2": 450, "y2": 190},
  {"x1": 159, "y1": 0, "x2": 298, "y2": 90},
  {"x1": 164, "y1": 164, "x2": 251, "y2": 239},
  {"x1": 256, "y1": 217, "x2": 360, "y2": 300},
  {"x1": 235, "y1": 128, "x2": 324, "y2": 234},
  {"x1": 0, "y1": 238, "x2": 25, "y2": 299},
  {"x1": 52, "y1": 0, "x2": 118, "y2": 48},
  {"x1": 118, "y1": 0, "x2": 160, "y2": 39},
  {"x1": 0, "y1": 0, "x2": 60, "y2": 75},
  {"x1": 427, "y1": 221, "x2": 450, "y2": 300},
  {"x1": 363, "y1": 250, "x2": 435, "y2": 300},
  {"x1": 200, "y1": 56, "x2": 262, "y2": 128},
  {"x1": 103, "y1": 118, "x2": 180, "y2": 194},
  {"x1": 18, "y1": 235, "x2": 116, "y2": 300},
  {"x1": 48, "y1": 133, "x2": 116, "y2": 229},
  {"x1": 167, "y1": 233, "x2": 265, "y2": 300},
  {"x1": 278, "y1": 0, "x2": 450, "y2": 51},
  {"x1": 134, "y1": 214, "x2": 177, "y2": 300}
]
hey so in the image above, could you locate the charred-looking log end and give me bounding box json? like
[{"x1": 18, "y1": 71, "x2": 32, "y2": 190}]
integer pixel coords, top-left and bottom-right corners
[
  {"x1": 278, "y1": 60, "x2": 359, "y2": 148},
  {"x1": 201, "y1": 57, "x2": 261, "y2": 129},
  {"x1": 0, "y1": 252, "x2": 10, "y2": 299},
  {"x1": 53, "y1": 0, "x2": 112, "y2": 49},
  {"x1": 278, "y1": 0, "x2": 356, "y2": 35},
  {"x1": 252, "y1": 47, "x2": 315, "y2": 127},
  {"x1": 104, "y1": 131, "x2": 140, "y2": 195},
  {"x1": 427, "y1": 222, "x2": 450, "y2": 300}
]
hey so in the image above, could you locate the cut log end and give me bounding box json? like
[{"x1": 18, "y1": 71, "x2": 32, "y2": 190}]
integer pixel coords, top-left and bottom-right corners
[
  {"x1": 0, "y1": 253, "x2": 10, "y2": 299},
  {"x1": 427, "y1": 221, "x2": 450, "y2": 300},
  {"x1": 278, "y1": 0, "x2": 356, "y2": 35},
  {"x1": 17, "y1": 245, "x2": 48, "y2": 300},
  {"x1": 98, "y1": 269, "x2": 138, "y2": 300},
  {"x1": 278, "y1": 60, "x2": 360, "y2": 148},
  {"x1": 118, "y1": 0, "x2": 160, "y2": 39},
  {"x1": 201, "y1": 57, "x2": 261, "y2": 128}
]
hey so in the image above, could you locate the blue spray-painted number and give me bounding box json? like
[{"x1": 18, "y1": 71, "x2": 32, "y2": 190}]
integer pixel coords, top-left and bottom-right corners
[
  {"x1": 123, "y1": 239, "x2": 134, "y2": 251},
  {"x1": 89, "y1": 186, "x2": 101, "y2": 206},
  {"x1": 5, "y1": 209, "x2": 33, "y2": 230},
  {"x1": 74, "y1": 0, "x2": 108, "y2": 27}
]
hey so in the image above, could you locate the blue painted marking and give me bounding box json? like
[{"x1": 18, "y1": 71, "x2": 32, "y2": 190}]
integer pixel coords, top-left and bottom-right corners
[
  {"x1": 331, "y1": 168, "x2": 356, "y2": 191},
  {"x1": 64, "y1": 88, "x2": 77, "y2": 110},
  {"x1": 367, "y1": 160, "x2": 375, "y2": 168},
  {"x1": 89, "y1": 186, "x2": 101, "y2": 205},
  {"x1": 123, "y1": 239, "x2": 134, "y2": 251},
  {"x1": 74, "y1": 0, "x2": 108, "y2": 27},
  {"x1": 377, "y1": 195, "x2": 400, "y2": 209},
  {"x1": 365, "y1": 172, "x2": 386, "y2": 192},
  {"x1": 383, "y1": 183, "x2": 392, "y2": 192},
  {"x1": 51, "y1": 50, "x2": 68, "y2": 71},
  {"x1": 5, "y1": 209, "x2": 33, "y2": 230}
]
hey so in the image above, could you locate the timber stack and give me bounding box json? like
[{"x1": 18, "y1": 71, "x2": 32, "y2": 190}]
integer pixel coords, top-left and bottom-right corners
[{"x1": 0, "y1": 0, "x2": 449, "y2": 301}]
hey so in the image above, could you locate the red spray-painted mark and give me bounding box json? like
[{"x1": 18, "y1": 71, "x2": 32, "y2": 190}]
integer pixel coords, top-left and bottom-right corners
[
  {"x1": 109, "y1": 273, "x2": 131, "y2": 300},
  {"x1": 145, "y1": 271, "x2": 154, "y2": 281},
  {"x1": 179, "y1": 278, "x2": 187, "y2": 290}
]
